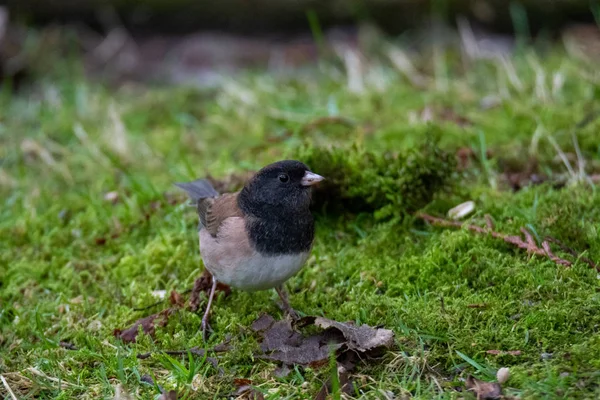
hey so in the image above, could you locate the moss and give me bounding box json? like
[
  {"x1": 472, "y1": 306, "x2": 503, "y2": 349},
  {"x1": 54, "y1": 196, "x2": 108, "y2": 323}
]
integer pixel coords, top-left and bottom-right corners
[
  {"x1": 296, "y1": 134, "x2": 455, "y2": 219},
  {"x1": 2, "y1": 35, "x2": 600, "y2": 399}
]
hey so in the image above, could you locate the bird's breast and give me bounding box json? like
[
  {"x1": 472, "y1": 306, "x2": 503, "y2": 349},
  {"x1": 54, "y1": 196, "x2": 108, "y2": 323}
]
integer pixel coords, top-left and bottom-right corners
[{"x1": 199, "y1": 217, "x2": 311, "y2": 291}]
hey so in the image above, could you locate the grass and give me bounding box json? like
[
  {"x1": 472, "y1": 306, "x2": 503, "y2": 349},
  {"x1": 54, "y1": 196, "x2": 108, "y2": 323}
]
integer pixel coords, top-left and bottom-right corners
[{"x1": 1, "y1": 25, "x2": 600, "y2": 399}]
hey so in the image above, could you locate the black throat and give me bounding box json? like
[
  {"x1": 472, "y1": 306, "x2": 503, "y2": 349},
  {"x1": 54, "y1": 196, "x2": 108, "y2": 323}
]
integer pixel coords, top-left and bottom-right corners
[{"x1": 238, "y1": 189, "x2": 314, "y2": 255}]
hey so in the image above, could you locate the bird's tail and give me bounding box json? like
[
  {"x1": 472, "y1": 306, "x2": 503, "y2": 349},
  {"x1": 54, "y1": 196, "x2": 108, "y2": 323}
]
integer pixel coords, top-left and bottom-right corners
[{"x1": 174, "y1": 179, "x2": 219, "y2": 202}]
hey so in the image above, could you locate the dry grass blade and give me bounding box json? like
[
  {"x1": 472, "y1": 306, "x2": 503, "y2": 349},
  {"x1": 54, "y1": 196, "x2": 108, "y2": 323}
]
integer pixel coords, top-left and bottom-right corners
[
  {"x1": 25, "y1": 368, "x2": 80, "y2": 389},
  {"x1": 1, "y1": 375, "x2": 18, "y2": 400}
]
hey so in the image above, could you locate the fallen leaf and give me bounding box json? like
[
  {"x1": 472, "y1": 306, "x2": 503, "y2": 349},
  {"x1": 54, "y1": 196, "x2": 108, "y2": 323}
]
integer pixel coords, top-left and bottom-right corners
[
  {"x1": 273, "y1": 364, "x2": 291, "y2": 378},
  {"x1": 465, "y1": 375, "x2": 502, "y2": 400},
  {"x1": 314, "y1": 317, "x2": 394, "y2": 352},
  {"x1": 252, "y1": 314, "x2": 393, "y2": 374},
  {"x1": 169, "y1": 290, "x2": 185, "y2": 307},
  {"x1": 234, "y1": 378, "x2": 252, "y2": 386},
  {"x1": 158, "y1": 390, "x2": 178, "y2": 400},
  {"x1": 252, "y1": 314, "x2": 344, "y2": 366},
  {"x1": 114, "y1": 308, "x2": 174, "y2": 343},
  {"x1": 189, "y1": 269, "x2": 231, "y2": 312},
  {"x1": 234, "y1": 385, "x2": 264, "y2": 400}
]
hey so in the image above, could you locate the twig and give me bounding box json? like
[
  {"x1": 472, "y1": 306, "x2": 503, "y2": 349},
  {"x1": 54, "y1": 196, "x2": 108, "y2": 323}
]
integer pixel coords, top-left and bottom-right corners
[
  {"x1": 544, "y1": 236, "x2": 599, "y2": 270},
  {"x1": 417, "y1": 213, "x2": 598, "y2": 270},
  {"x1": 1, "y1": 375, "x2": 18, "y2": 400}
]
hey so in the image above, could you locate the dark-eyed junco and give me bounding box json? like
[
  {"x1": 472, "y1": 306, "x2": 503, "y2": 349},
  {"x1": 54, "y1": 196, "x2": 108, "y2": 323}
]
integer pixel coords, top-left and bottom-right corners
[{"x1": 176, "y1": 160, "x2": 324, "y2": 337}]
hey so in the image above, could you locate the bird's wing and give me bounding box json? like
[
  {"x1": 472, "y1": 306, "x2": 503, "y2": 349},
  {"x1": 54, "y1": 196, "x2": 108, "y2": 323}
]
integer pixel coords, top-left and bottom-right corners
[{"x1": 202, "y1": 192, "x2": 244, "y2": 237}]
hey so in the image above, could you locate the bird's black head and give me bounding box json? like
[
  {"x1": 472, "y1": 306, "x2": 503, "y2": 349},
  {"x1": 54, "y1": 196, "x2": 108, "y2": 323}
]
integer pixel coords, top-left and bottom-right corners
[{"x1": 238, "y1": 160, "x2": 323, "y2": 219}]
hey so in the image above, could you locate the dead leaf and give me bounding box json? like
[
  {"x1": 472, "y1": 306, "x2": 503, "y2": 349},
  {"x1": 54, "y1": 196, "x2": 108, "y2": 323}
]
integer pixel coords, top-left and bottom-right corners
[
  {"x1": 465, "y1": 375, "x2": 502, "y2": 400},
  {"x1": 314, "y1": 317, "x2": 394, "y2": 352},
  {"x1": 234, "y1": 378, "x2": 252, "y2": 386},
  {"x1": 273, "y1": 364, "x2": 291, "y2": 378},
  {"x1": 252, "y1": 314, "x2": 344, "y2": 367},
  {"x1": 169, "y1": 290, "x2": 185, "y2": 307},
  {"x1": 252, "y1": 314, "x2": 393, "y2": 375},
  {"x1": 114, "y1": 308, "x2": 174, "y2": 343},
  {"x1": 189, "y1": 270, "x2": 231, "y2": 312},
  {"x1": 234, "y1": 384, "x2": 264, "y2": 400},
  {"x1": 158, "y1": 390, "x2": 178, "y2": 400}
]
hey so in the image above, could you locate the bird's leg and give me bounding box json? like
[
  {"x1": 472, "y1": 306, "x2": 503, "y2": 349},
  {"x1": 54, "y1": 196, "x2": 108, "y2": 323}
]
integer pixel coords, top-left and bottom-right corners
[
  {"x1": 201, "y1": 277, "x2": 218, "y2": 340},
  {"x1": 275, "y1": 285, "x2": 299, "y2": 320}
]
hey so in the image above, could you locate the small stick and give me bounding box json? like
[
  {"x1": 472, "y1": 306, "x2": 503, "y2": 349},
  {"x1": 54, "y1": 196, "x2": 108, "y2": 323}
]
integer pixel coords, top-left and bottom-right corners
[{"x1": 417, "y1": 213, "x2": 598, "y2": 270}]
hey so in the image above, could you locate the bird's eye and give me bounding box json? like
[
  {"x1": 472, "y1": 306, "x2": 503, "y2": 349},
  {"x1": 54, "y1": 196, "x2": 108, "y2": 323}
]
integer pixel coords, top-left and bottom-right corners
[{"x1": 278, "y1": 173, "x2": 289, "y2": 183}]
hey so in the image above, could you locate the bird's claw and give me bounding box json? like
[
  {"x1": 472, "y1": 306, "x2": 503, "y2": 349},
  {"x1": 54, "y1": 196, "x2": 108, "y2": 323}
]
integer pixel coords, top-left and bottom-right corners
[
  {"x1": 201, "y1": 319, "x2": 212, "y2": 340},
  {"x1": 286, "y1": 307, "x2": 300, "y2": 321}
]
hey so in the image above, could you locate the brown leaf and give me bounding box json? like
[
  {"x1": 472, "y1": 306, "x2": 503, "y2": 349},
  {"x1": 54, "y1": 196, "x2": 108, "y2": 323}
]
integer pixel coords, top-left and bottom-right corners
[
  {"x1": 465, "y1": 375, "x2": 502, "y2": 400},
  {"x1": 189, "y1": 270, "x2": 230, "y2": 312},
  {"x1": 314, "y1": 317, "x2": 394, "y2": 352},
  {"x1": 158, "y1": 390, "x2": 178, "y2": 400},
  {"x1": 253, "y1": 315, "x2": 344, "y2": 366},
  {"x1": 235, "y1": 385, "x2": 264, "y2": 400},
  {"x1": 273, "y1": 364, "x2": 291, "y2": 378},
  {"x1": 169, "y1": 290, "x2": 185, "y2": 307},
  {"x1": 234, "y1": 378, "x2": 252, "y2": 387},
  {"x1": 114, "y1": 308, "x2": 174, "y2": 343},
  {"x1": 251, "y1": 313, "x2": 276, "y2": 332}
]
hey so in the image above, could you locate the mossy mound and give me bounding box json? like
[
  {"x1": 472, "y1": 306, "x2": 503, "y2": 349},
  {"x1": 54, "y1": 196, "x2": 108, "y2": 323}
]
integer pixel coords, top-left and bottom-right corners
[{"x1": 296, "y1": 138, "x2": 456, "y2": 219}]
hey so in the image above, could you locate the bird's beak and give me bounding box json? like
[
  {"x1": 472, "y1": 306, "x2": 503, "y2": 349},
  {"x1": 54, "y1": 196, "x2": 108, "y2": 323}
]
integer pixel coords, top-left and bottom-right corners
[{"x1": 301, "y1": 171, "x2": 324, "y2": 186}]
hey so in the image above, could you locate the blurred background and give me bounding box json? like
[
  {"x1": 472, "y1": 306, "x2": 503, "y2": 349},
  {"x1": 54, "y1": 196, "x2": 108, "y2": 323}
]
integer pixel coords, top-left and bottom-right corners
[{"x1": 2, "y1": 0, "x2": 599, "y2": 90}]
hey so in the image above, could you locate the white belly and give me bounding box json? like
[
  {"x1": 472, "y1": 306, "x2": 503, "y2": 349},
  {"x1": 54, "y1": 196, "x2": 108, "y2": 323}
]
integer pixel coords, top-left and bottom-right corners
[
  {"x1": 210, "y1": 251, "x2": 309, "y2": 291},
  {"x1": 199, "y1": 218, "x2": 309, "y2": 291}
]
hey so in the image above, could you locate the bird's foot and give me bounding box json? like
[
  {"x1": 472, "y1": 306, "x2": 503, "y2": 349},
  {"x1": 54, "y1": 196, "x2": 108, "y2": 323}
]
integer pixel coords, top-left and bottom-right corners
[
  {"x1": 201, "y1": 318, "x2": 213, "y2": 341},
  {"x1": 275, "y1": 285, "x2": 300, "y2": 321},
  {"x1": 285, "y1": 306, "x2": 300, "y2": 321}
]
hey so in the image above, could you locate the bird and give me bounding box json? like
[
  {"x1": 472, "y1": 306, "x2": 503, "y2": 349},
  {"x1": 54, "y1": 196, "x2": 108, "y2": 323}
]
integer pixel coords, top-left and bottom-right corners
[{"x1": 175, "y1": 160, "x2": 324, "y2": 338}]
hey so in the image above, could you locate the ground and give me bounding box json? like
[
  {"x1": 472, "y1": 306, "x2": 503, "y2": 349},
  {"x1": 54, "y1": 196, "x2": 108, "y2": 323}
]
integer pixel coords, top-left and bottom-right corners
[{"x1": 1, "y1": 28, "x2": 600, "y2": 399}]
